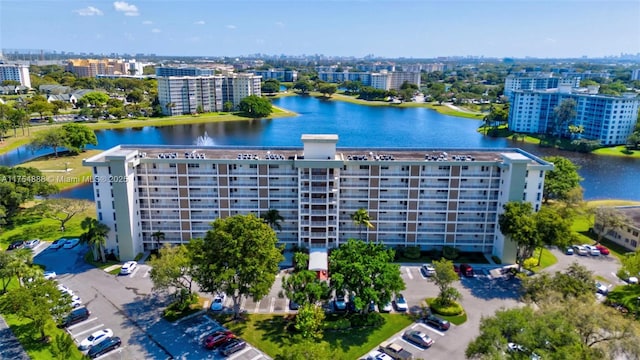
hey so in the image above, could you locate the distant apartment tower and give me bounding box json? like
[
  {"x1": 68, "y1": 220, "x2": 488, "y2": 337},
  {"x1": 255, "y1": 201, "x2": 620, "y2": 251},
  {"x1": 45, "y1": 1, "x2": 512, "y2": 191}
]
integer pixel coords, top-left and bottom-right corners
[
  {"x1": 83, "y1": 134, "x2": 553, "y2": 262},
  {"x1": 508, "y1": 85, "x2": 640, "y2": 145},
  {"x1": 632, "y1": 69, "x2": 640, "y2": 81},
  {"x1": 252, "y1": 69, "x2": 298, "y2": 82},
  {"x1": 156, "y1": 67, "x2": 215, "y2": 77},
  {"x1": 66, "y1": 59, "x2": 128, "y2": 78},
  {"x1": 157, "y1": 73, "x2": 261, "y2": 115},
  {"x1": 423, "y1": 63, "x2": 446, "y2": 73},
  {"x1": 0, "y1": 62, "x2": 31, "y2": 88},
  {"x1": 594, "y1": 206, "x2": 640, "y2": 251},
  {"x1": 318, "y1": 70, "x2": 420, "y2": 90},
  {"x1": 504, "y1": 72, "x2": 580, "y2": 99}
]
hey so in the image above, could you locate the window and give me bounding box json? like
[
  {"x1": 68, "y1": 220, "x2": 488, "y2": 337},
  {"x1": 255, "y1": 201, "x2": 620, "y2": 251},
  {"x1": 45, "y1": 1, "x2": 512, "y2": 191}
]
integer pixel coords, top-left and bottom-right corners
[
  {"x1": 97, "y1": 201, "x2": 101, "y2": 209},
  {"x1": 96, "y1": 189, "x2": 100, "y2": 198},
  {"x1": 113, "y1": 213, "x2": 117, "y2": 221},
  {"x1": 98, "y1": 212, "x2": 102, "y2": 221},
  {"x1": 93, "y1": 167, "x2": 97, "y2": 175}
]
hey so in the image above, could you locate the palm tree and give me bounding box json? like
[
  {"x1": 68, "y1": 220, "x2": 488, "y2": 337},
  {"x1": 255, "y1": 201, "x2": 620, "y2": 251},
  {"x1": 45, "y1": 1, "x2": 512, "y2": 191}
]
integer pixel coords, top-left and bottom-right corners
[
  {"x1": 261, "y1": 209, "x2": 284, "y2": 231},
  {"x1": 151, "y1": 231, "x2": 165, "y2": 250},
  {"x1": 79, "y1": 217, "x2": 110, "y2": 262},
  {"x1": 351, "y1": 208, "x2": 374, "y2": 240}
]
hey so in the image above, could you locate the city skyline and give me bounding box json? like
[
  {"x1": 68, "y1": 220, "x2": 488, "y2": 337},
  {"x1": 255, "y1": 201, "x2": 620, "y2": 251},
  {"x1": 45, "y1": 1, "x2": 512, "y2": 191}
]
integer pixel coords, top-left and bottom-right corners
[{"x1": 2, "y1": 0, "x2": 639, "y2": 59}]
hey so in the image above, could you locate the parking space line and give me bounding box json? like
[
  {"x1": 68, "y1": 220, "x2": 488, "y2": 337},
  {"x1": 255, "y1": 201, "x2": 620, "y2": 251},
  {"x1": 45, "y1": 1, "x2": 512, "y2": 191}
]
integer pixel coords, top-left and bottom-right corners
[
  {"x1": 240, "y1": 297, "x2": 246, "y2": 311},
  {"x1": 405, "y1": 268, "x2": 413, "y2": 280},
  {"x1": 67, "y1": 317, "x2": 98, "y2": 331},
  {"x1": 398, "y1": 337, "x2": 424, "y2": 351},
  {"x1": 269, "y1": 297, "x2": 275, "y2": 313},
  {"x1": 71, "y1": 323, "x2": 104, "y2": 338},
  {"x1": 94, "y1": 347, "x2": 123, "y2": 360},
  {"x1": 249, "y1": 355, "x2": 265, "y2": 360},
  {"x1": 415, "y1": 322, "x2": 445, "y2": 337},
  {"x1": 143, "y1": 269, "x2": 150, "y2": 278},
  {"x1": 128, "y1": 267, "x2": 140, "y2": 278},
  {"x1": 228, "y1": 346, "x2": 252, "y2": 359}
]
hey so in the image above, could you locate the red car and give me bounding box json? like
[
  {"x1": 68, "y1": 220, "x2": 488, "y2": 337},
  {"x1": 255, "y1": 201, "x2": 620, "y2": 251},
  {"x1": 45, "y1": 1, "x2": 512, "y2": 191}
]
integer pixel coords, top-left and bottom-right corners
[
  {"x1": 460, "y1": 264, "x2": 474, "y2": 277},
  {"x1": 453, "y1": 265, "x2": 461, "y2": 276},
  {"x1": 595, "y1": 245, "x2": 610, "y2": 255},
  {"x1": 203, "y1": 330, "x2": 234, "y2": 350}
]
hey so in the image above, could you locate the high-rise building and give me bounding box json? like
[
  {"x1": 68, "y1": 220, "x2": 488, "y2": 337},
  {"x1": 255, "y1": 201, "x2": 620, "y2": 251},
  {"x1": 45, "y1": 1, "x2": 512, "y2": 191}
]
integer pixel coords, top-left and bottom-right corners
[
  {"x1": 504, "y1": 72, "x2": 580, "y2": 99},
  {"x1": 0, "y1": 62, "x2": 31, "y2": 87},
  {"x1": 252, "y1": 69, "x2": 298, "y2": 82},
  {"x1": 65, "y1": 59, "x2": 128, "y2": 78},
  {"x1": 631, "y1": 69, "x2": 640, "y2": 81},
  {"x1": 508, "y1": 86, "x2": 640, "y2": 145},
  {"x1": 83, "y1": 134, "x2": 553, "y2": 263},
  {"x1": 156, "y1": 67, "x2": 214, "y2": 77}
]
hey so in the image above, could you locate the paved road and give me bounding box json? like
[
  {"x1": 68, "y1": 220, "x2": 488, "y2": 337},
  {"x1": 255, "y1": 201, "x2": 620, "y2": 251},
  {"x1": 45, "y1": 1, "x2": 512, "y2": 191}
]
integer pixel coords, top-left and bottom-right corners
[{"x1": 0, "y1": 315, "x2": 30, "y2": 360}]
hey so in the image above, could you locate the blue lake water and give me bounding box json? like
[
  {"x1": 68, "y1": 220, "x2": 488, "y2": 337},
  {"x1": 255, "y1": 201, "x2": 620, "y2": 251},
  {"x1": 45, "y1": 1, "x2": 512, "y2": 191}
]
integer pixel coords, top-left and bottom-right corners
[{"x1": 2, "y1": 95, "x2": 638, "y2": 201}]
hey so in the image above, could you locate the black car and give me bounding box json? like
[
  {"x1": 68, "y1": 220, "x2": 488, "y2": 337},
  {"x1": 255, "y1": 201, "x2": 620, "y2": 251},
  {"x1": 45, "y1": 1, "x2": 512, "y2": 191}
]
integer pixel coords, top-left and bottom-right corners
[
  {"x1": 58, "y1": 307, "x2": 90, "y2": 328},
  {"x1": 424, "y1": 314, "x2": 450, "y2": 331},
  {"x1": 7, "y1": 241, "x2": 25, "y2": 250},
  {"x1": 220, "y1": 338, "x2": 246, "y2": 356},
  {"x1": 289, "y1": 300, "x2": 299, "y2": 311},
  {"x1": 88, "y1": 336, "x2": 121, "y2": 358}
]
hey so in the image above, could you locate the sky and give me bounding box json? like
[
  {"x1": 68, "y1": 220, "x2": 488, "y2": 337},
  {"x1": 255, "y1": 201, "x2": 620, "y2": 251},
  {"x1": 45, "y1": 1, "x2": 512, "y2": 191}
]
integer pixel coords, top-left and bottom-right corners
[{"x1": 1, "y1": 0, "x2": 639, "y2": 58}]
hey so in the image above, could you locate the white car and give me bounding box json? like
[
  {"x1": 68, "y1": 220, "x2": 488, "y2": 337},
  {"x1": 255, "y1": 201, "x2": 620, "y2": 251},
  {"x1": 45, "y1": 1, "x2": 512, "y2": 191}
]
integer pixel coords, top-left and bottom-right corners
[
  {"x1": 57, "y1": 284, "x2": 74, "y2": 296},
  {"x1": 25, "y1": 239, "x2": 41, "y2": 248},
  {"x1": 63, "y1": 238, "x2": 80, "y2": 249},
  {"x1": 380, "y1": 302, "x2": 393, "y2": 312},
  {"x1": 210, "y1": 293, "x2": 226, "y2": 311},
  {"x1": 572, "y1": 245, "x2": 588, "y2": 256},
  {"x1": 43, "y1": 271, "x2": 57, "y2": 280},
  {"x1": 120, "y1": 261, "x2": 137, "y2": 275},
  {"x1": 394, "y1": 294, "x2": 408, "y2": 312},
  {"x1": 367, "y1": 350, "x2": 394, "y2": 360},
  {"x1": 583, "y1": 245, "x2": 600, "y2": 256},
  {"x1": 595, "y1": 282, "x2": 609, "y2": 295},
  {"x1": 78, "y1": 328, "x2": 113, "y2": 350},
  {"x1": 421, "y1": 264, "x2": 436, "y2": 277}
]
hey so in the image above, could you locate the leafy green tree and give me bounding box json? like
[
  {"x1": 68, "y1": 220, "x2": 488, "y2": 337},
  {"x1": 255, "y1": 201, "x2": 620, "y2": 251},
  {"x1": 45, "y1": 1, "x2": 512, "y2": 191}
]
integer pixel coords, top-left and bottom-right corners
[
  {"x1": 0, "y1": 119, "x2": 9, "y2": 140},
  {"x1": 293, "y1": 80, "x2": 313, "y2": 94},
  {"x1": 351, "y1": 208, "x2": 373, "y2": 240},
  {"x1": 262, "y1": 79, "x2": 280, "y2": 94},
  {"x1": 534, "y1": 206, "x2": 572, "y2": 265},
  {"x1": 1, "y1": 80, "x2": 20, "y2": 86},
  {"x1": 294, "y1": 303, "x2": 325, "y2": 339},
  {"x1": 31, "y1": 199, "x2": 92, "y2": 232},
  {"x1": 27, "y1": 99, "x2": 54, "y2": 120},
  {"x1": 79, "y1": 217, "x2": 110, "y2": 262},
  {"x1": 51, "y1": 333, "x2": 75, "y2": 360},
  {"x1": 317, "y1": 83, "x2": 338, "y2": 98},
  {"x1": 238, "y1": 95, "x2": 272, "y2": 118},
  {"x1": 0, "y1": 277, "x2": 70, "y2": 341},
  {"x1": 431, "y1": 258, "x2": 461, "y2": 306},
  {"x1": 149, "y1": 245, "x2": 195, "y2": 303},
  {"x1": 81, "y1": 92, "x2": 110, "y2": 107},
  {"x1": 552, "y1": 98, "x2": 577, "y2": 136},
  {"x1": 189, "y1": 214, "x2": 284, "y2": 319},
  {"x1": 61, "y1": 123, "x2": 97, "y2": 153},
  {"x1": 0, "y1": 166, "x2": 58, "y2": 227},
  {"x1": 328, "y1": 239, "x2": 405, "y2": 313},
  {"x1": 50, "y1": 100, "x2": 71, "y2": 115},
  {"x1": 593, "y1": 207, "x2": 628, "y2": 245},
  {"x1": 126, "y1": 89, "x2": 144, "y2": 104},
  {"x1": 275, "y1": 340, "x2": 334, "y2": 360},
  {"x1": 498, "y1": 202, "x2": 539, "y2": 270},
  {"x1": 522, "y1": 262, "x2": 595, "y2": 304},
  {"x1": 223, "y1": 101, "x2": 234, "y2": 112},
  {"x1": 8, "y1": 107, "x2": 30, "y2": 136},
  {"x1": 281, "y1": 269, "x2": 330, "y2": 306},
  {"x1": 542, "y1": 156, "x2": 583, "y2": 203},
  {"x1": 29, "y1": 128, "x2": 67, "y2": 157},
  {"x1": 261, "y1": 209, "x2": 284, "y2": 231}
]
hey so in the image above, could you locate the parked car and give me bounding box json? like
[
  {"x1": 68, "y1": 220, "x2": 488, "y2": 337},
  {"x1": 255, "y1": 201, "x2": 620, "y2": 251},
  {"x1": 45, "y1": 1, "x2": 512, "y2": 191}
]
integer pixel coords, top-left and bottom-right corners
[
  {"x1": 572, "y1": 245, "x2": 588, "y2": 256},
  {"x1": 423, "y1": 314, "x2": 450, "y2": 331},
  {"x1": 63, "y1": 238, "x2": 80, "y2": 249},
  {"x1": 289, "y1": 300, "x2": 300, "y2": 311},
  {"x1": 595, "y1": 282, "x2": 609, "y2": 295},
  {"x1": 402, "y1": 330, "x2": 434, "y2": 348},
  {"x1": 49, "y1": 239, "x2": 65, "y2": 250},
  {"x1": 565, "y1": 247, "x2": 574, "y2": 255},
  {"x1": 595, "y1": 245, "x2": 610, "y2": 255},
  {"x1": 378, "y1": 341, "x2": 413, "y2": 360},
  {"x1": 368, "y1": 301, "x2": 377, "y2": 313},
  {"x1": 420, "y1": 264, "x2": 436, "y2": 277},
  {"x1": 210, "y1": 293, "x2": 225, "y2": 311},
  {"x1": 70, "y1": 295, "x2": 83, "y2": 308},
  {"x1": 219, "y1": 338, "x2": 246, "y2": 356},
  {"x1": 7, "y1": 241, "x2": 25, "y2": 250},
  {"x1": 87, "y1": 336, "x2": 121, "y2": 358},
  {"x1": 347, "y1": 295, "x2": 362, "y2": 313},
  {"x1": 583, "y1": 245, "x2": 601, "y2": 256},
  {"x1": 367, "y1": 350, "x2": 394, "y2": 360},
  {"x1": 119, "y1": 261, "x2": 137, "y2": 275},
  {"x1": 25, "y1": 239, "x2": 41, "y2": 248},
  {"x1": 44, "y1": 271, "x2": 57, "y2": 280},
  {"x1": 394, "y1": 294, "x2": 408, "y2": 312},
  {"x1": 333, "y1": 295, "x2": 347, "y2": 312},
  {"x1": 58, "y1": 307, "x2": 90, "y2": 328},
  {"x1": 460, "y1": 263, "x2": 474, "y2": 277},
  {"x1": 79, "y1": 328, "x2": 113, "y2": 350},
  {"x1": 453, "y1": 264, "x2": 461, "y2": 276},
  {"x1": 379, "y1": 301, "x2": 393, "y2": 313},
  {"x1": 203, "y1": 330, "x2": 234, "y2": 349},
  {"x1": 57, "y1": 284, "x2": 74, "y2": 296}
]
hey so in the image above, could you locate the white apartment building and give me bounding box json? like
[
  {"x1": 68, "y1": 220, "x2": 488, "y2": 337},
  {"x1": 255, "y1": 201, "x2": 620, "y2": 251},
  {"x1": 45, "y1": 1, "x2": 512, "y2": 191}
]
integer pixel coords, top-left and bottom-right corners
[
  {"x1": 83, "y1": 135, "x2": 553, "y2": 263},
  {"x1": 632, "y1": 69, "x2": 640, "y2": 81},
  {"x1": 157, "y1": 73, "x2": 261, "y2": 115},
  {"x1": 504, "y1": 72, "x2": 580, "y2": 99},
  {"x1": 0, "y1": 62, "x2": 31, "y2": 88},
  {"x1": 509, "y1": 86, "x2": 640, "y2": 145},
  {"x1": 594, "y1": 206, "x2": 640, "y2": 251}
]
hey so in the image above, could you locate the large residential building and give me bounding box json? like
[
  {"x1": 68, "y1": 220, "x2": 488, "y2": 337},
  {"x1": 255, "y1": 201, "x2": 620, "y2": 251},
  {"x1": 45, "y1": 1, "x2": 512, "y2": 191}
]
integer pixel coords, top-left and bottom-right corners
[
  {"x1": 156, "y1": 67, "x2": 215, "y2": 77},
  {"x1": 0, "y1": 62, "x2": 31, "y2": 88},
  {"x1": 508, "y1": 85, "x2": 640, "y2": 145},
  {"x1": 83, "y1": 134, "x2": 553, "y2": 263},
  {"x1": 317, "y1": 70, "x2": 420, "y2": 90},
  {"x1": 252, "y1": 69, "x2": 298, "y2": 82},
  {"x1": 632, "y1": 69, "x2": 640, "y2": 81},
  {"x1": 66, "y1": 59, "x2": 129, "y2": 78},
  {"x1": 157, "y1": 73, "x2": 261, "y2": 115},
  {"x1": 504, "y1": 72, "x2": 580, "y2": 99},
  {"x1": 594, "y1": 206, "x2": 640, "y2": 251}
]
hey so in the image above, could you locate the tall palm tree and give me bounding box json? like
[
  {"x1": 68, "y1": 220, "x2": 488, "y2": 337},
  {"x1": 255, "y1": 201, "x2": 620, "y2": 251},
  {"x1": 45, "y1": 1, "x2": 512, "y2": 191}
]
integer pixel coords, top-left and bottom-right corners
[
  {"x1": 151, "y1": 231, "x2": 165, "y2": 249},
  {"x1": 261, "y1": 209, "x2": 284, "y2": 231},
  {"x1": 79, "y1": 217, "x2": 110, "y2": 262},
  {"x1": 351, "y1": 208, "x2": 374, "y2": 240}
]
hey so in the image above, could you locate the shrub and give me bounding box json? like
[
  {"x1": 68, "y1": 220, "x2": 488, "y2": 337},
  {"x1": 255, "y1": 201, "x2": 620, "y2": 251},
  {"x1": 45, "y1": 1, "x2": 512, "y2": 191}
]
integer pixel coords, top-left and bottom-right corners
[
  {"x1": 325, "y1": 318, "x2": 351, "y2": 331},
  {"x1": 349, "y1": 312, "x2": 384, "y2": 327},
  {"x1": 403, "y1": 246, "x2": 421, "y2": 259},
  {"x1": 428, "y1": 298, "x2": 464, "y2": 316},
  {"x1": 523, "y1": 258, "x2": 538, "y2": 270},
  {"x1": 491, "y1": 255, "x2": 502, "y2": 264},
  {"x1": 442, "y1": 246, "x2": 459, "y2": 260}
]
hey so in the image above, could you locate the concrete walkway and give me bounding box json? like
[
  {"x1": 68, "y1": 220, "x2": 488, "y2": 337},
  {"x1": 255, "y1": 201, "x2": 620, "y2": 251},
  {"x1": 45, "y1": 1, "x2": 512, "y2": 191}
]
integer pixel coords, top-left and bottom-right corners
[{"x1": 0, "y1": 315, "x2": 29, "y2": 360}]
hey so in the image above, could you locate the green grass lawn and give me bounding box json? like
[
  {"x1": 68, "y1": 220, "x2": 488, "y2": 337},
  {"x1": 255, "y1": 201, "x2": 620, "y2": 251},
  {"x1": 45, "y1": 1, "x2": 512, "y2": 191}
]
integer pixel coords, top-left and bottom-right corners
[
  {"x1": 3, "y1": 314, "x2": 85, "y2": 360},
  {"x1": 396, "y1": 251, "x2": 489, "y2": 264},
  {"x1": 592, "y1": 146, "x2": 640, "y2": 159},
  {"x1": 529, "y1": 248, "x2": 558, "y2": 272},
  {"x1": 0, "y1": 203, "x2": 95, "y2": 250},
  {"x1": 19, "y1": 150, "x2": 101, "y2": 191},
  {"x1": 222, "y1": 313, "x2": 413, "y2": 360}
]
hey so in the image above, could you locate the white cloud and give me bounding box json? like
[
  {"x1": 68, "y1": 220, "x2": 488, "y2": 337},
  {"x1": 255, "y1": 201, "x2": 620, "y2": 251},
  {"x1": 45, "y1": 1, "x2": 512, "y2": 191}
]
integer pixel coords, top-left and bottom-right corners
[
  {"x1": 226, "y1": 24, "x2": 237, "y2": 30},
  {"x1": 194, "y1": 20, "x2": 206, "y2": 25},
  {"x1": 142, "y1": 20, "x2": 153, "y2": 25},
  {"x1": 545, "y1": 38, "x2": 557, "y2": 44},
  {"x1": 151, "y1": 28, "x2": 161, "y2": 33},
  {"x1": 113, "y1": 1, "x2": 139, "y2": 16},
  {"x1": 275, "y1": 21, "x2": 285, "y2": 28},
  {"x1": 74, "y1": 6, "x2": 103, "y2": 16}
]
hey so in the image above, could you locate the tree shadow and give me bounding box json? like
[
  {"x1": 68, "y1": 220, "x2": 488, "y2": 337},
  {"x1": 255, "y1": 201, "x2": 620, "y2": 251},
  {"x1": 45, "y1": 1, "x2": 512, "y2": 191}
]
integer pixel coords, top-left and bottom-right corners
[
  {"x1": 253, "y1": 315, "x2": 294, "y2": 347},
  {"x1": 459, "y1": 276, "x2": 523, "y2": 301}
]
